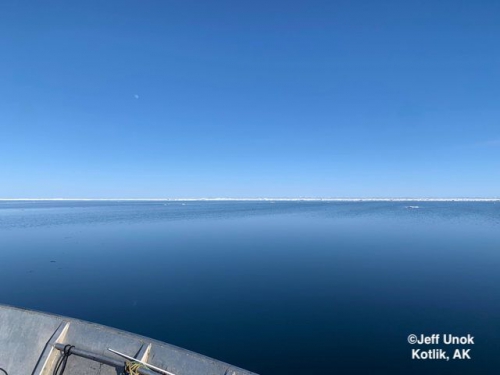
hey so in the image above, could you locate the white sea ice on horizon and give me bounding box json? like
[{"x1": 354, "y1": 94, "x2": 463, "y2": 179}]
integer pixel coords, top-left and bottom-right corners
[{"x1": 1, "y1": 198, "x2": 499, "y2": 202}]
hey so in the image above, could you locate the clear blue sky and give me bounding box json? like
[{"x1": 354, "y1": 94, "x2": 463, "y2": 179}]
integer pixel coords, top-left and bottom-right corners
[{"x1": 1, "y1": 1, "x2": 499, "y2": 198}]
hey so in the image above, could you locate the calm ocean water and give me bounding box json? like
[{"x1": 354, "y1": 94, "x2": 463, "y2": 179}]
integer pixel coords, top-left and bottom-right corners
[{"x1": 1, "y1": 201, "x2": 499, "y2": 374}]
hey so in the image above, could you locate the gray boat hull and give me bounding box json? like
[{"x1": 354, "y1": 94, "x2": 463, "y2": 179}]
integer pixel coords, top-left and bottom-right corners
[{"x1": 0, "y1": 304, "x2": 257, "y2": 375}]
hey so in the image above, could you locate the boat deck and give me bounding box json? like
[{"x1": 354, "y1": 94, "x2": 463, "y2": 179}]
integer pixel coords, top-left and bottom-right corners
[{"x1": 0, "y1": 305, "x2": 257, "y2": 375}]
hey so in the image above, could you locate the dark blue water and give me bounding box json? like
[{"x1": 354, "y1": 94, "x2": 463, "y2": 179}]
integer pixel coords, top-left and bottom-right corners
[{"x1": 1, "y1": 201, "x2": 499, "y2": 374}]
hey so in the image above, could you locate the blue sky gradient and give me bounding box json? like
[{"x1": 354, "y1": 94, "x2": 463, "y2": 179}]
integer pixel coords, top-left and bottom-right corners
[{"x1": 1, "y1": 1, "x2": 499, "y2": 198}]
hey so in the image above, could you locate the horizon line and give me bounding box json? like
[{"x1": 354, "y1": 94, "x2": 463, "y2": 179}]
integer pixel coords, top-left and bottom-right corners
[{"x1": 0, "y1": 197, "x2": 499, "y2": 202}]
